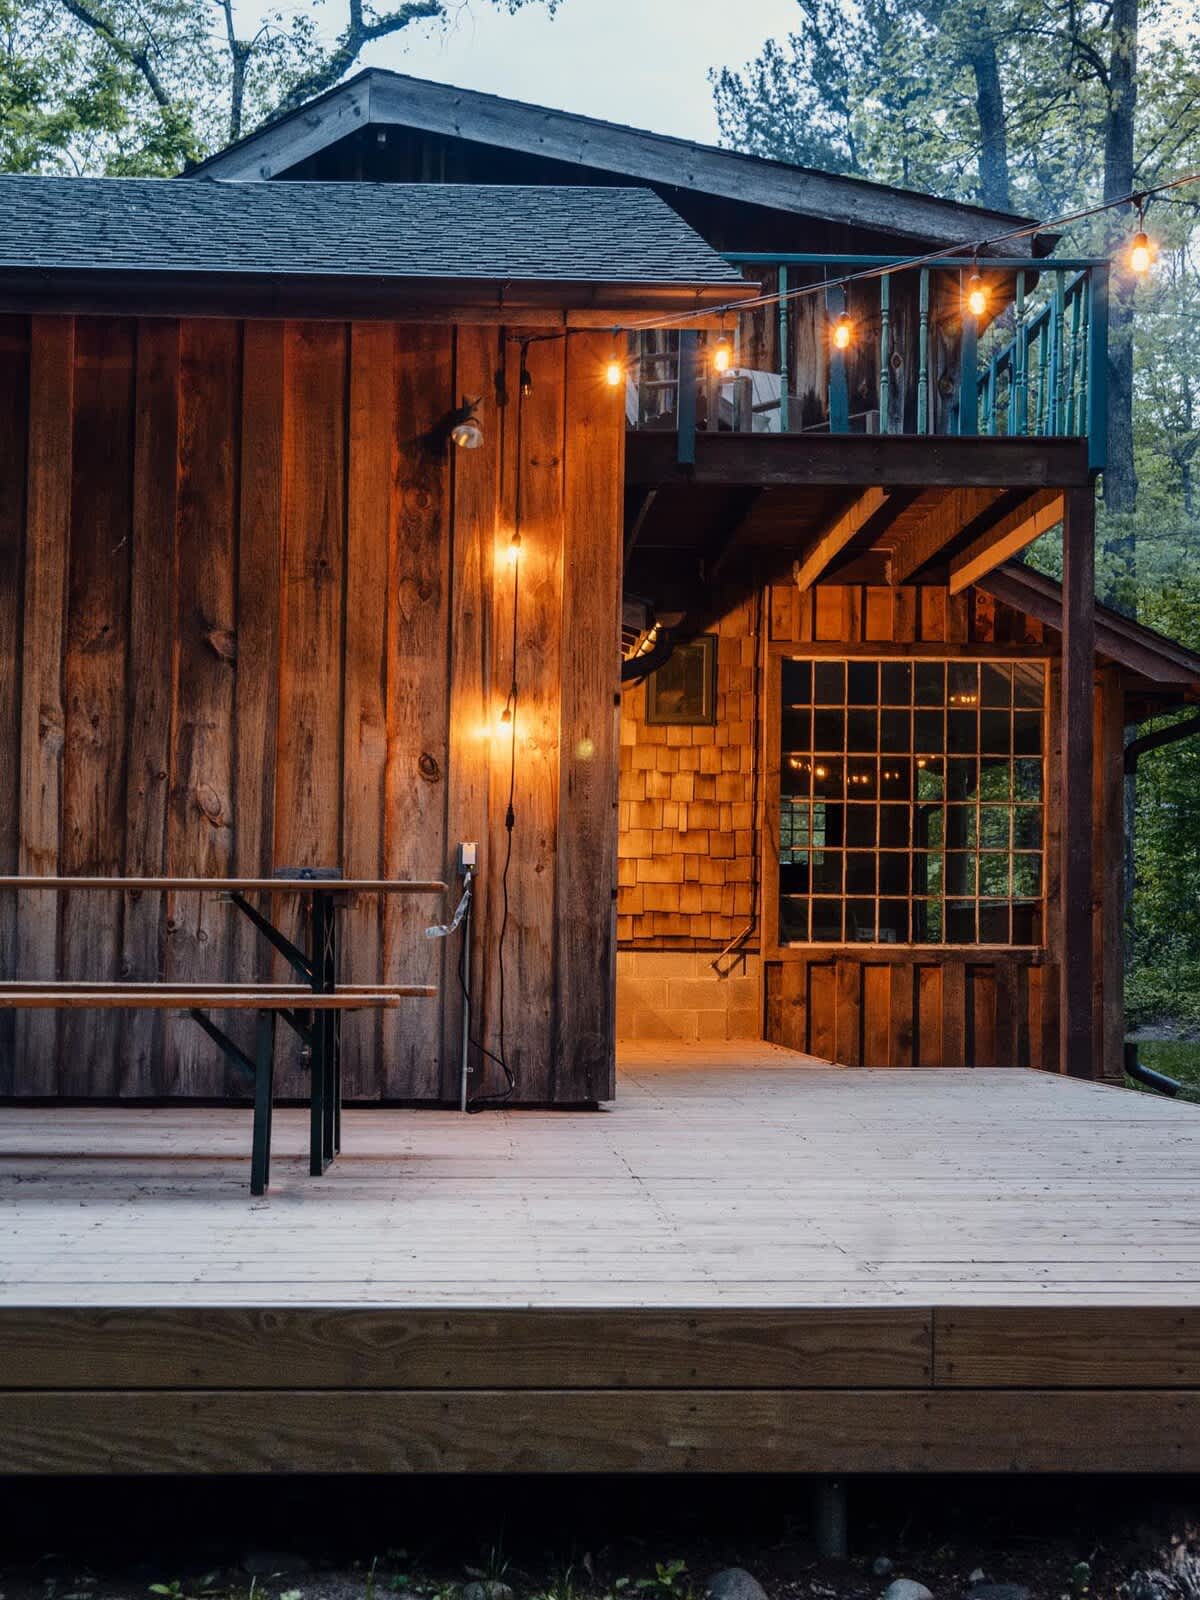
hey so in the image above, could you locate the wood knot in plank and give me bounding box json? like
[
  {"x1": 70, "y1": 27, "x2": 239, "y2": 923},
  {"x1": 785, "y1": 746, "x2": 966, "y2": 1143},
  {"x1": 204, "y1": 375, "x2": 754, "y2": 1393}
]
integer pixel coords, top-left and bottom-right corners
[{"x1": 417, "y1": 753, "x2": 441, "y2": 784}]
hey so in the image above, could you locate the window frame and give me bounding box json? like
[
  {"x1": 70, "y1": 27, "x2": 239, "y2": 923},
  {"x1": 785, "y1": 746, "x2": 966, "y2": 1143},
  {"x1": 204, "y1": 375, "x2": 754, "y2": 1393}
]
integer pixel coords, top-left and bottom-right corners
[{"x1": 764, "y1": 645, "x2": 1052, "y2": 956}]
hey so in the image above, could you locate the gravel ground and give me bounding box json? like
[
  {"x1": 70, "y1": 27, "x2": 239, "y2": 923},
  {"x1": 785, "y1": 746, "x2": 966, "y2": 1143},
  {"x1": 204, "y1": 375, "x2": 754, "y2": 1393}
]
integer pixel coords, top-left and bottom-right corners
[{"x1": 1, "y1": 1479, "x2": 1197, "y2": 1600}]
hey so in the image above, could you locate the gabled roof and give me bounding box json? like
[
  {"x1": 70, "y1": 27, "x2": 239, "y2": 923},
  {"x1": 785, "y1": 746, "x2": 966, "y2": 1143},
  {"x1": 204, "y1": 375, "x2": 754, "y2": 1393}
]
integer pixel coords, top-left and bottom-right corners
[
  {"x1": 0, "y1": 175, "x2": 746, "y2": 286},
  {"x1": 983, "y1": 562, "x2": 1200, "y2": 695},
  {"x1": 191, "y1": 68, "x2": 1043, "y2": 250}
]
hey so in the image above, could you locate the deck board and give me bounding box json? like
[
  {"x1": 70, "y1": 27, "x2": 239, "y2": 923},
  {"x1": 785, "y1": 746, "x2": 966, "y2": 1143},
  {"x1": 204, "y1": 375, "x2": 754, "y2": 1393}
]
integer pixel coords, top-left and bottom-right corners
[{"x1": 2, "y1": 1049, "x2": 1199, "y2": 1473}]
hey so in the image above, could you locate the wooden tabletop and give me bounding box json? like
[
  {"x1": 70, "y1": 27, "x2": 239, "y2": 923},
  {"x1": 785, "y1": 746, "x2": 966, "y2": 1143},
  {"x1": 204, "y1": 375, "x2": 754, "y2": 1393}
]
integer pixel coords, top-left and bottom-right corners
[
  {"x1": 0, "y1": 876, "x2": 447, "y2": 894},
  {"x1": 0, "y1": 990, "x2": 435, "y2": 1010}
]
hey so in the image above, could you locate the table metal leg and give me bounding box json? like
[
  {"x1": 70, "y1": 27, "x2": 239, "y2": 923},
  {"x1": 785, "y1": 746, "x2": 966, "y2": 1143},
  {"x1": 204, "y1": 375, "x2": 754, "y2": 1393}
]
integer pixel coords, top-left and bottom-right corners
[
  {"x1": 309, "y1": 889, "x2": 340, "y2": 1174},
  {"x1": 251, "y1": 1009, "x2": 276, "y2": 1197}
]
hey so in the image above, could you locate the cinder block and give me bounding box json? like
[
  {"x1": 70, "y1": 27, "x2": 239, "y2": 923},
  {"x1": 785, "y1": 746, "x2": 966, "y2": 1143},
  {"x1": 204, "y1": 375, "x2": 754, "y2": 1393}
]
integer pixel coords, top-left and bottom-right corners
[
  {"x1": 726, "y1": 1006, "x2": 762, "y2": 1039},
  {"x1": 695, "y1": 1009, "x2": 730, "y2": 1041}
]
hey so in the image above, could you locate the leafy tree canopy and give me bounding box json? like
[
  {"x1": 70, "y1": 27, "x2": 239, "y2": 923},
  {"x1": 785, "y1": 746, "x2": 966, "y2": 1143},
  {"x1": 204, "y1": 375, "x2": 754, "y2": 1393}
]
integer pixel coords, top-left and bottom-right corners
[{"x1": 0, "y1": 0, "x2": 557, "y2": 174}]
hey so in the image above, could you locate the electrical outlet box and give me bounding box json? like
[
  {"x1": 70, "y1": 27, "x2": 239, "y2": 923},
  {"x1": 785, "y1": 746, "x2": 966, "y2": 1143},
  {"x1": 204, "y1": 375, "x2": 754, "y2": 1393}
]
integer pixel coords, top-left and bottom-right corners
[{"x1": 458, "y1": 841, "x2": 478, "y2": 873}]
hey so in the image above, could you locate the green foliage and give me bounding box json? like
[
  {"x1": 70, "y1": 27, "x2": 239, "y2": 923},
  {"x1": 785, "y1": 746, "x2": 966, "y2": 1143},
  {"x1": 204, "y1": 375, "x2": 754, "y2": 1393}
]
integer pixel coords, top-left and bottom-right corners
[{"x1": 0, "y1": 0, "x2": 557, "y2": 174}]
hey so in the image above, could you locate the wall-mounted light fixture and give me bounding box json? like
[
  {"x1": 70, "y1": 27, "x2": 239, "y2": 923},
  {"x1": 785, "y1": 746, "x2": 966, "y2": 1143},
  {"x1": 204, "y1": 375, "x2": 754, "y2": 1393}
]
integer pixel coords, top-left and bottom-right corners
[{"x1": 448, "y1": 396, "x2": 484, "y2": 450}]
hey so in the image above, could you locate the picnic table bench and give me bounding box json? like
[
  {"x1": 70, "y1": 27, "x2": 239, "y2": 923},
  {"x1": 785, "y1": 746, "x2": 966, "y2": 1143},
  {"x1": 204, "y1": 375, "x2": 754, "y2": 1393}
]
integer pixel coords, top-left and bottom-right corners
[{"x1": 0, "y1": 871, "x2": 446, "y2": 1194}]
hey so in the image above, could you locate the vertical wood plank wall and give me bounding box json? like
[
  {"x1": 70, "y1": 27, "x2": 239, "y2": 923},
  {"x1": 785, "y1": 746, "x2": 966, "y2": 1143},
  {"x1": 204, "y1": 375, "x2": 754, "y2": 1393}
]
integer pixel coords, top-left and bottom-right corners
[{"x1": 0, "y1": 314, "x2": 623, "y2": 1104}]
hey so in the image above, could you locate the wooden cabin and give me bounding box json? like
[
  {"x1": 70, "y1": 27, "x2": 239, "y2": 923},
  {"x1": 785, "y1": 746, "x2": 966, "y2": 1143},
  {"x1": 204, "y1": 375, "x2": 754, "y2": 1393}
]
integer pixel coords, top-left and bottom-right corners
[{"x1": 2, "y1": 74, "x2": 1199, "y2": 1105}]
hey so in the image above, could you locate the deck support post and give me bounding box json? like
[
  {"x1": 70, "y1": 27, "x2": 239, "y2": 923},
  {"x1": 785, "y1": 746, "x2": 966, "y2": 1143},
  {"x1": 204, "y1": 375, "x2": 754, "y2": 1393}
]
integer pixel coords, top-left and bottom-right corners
[
  {"x1": 811, "y1": 1476, "x2": 848, "y2": 1559},
  {"x1": 1060, "y1": 485, "x2": 1096, "y2": 1078}
]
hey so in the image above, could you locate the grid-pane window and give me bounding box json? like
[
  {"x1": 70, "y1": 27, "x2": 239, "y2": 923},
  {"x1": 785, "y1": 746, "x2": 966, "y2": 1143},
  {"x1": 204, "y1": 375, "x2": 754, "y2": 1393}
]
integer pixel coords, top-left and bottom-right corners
[{"x1": 778, "y1": 658, "x2": 1046, "y2": 946}]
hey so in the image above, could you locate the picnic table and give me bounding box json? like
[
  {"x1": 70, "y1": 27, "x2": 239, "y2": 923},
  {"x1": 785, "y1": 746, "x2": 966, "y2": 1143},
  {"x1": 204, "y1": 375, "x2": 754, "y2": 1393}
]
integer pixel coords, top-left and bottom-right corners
[{"x1": 0, "y1": 870, "x2": 446, "y2": 1193}]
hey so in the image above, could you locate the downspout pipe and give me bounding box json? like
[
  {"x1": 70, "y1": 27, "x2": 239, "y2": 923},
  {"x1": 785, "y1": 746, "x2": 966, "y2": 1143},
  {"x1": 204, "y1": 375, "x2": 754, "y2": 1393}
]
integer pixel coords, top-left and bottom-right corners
[{"x1": 1123, "y1": 1042, "x2": 1182, "y2": 1097}]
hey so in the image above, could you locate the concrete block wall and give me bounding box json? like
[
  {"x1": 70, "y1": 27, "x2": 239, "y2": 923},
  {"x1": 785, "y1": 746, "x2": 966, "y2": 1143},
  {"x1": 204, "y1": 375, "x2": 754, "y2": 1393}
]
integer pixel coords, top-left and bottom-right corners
[{"x1": 616, "y1": 950, "x2": 762, "y2": 1042}]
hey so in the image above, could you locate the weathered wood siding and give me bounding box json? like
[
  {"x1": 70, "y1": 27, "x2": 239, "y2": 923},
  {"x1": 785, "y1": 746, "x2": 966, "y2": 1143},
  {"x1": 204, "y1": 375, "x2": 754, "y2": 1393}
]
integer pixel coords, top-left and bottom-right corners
[{"x1": 0, "y1": 314, "x2": 622, "y2": 1104}]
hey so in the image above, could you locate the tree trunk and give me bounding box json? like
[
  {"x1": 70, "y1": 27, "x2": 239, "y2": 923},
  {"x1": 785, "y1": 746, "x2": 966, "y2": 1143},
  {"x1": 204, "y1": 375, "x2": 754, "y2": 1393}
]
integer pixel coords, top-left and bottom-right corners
[
  {"x1": 965, "y1": 5, "x2": 1011, "y2": 213},
  {"x1": 1102, "y1": 0, "x2": 1140, "y2": 528}
]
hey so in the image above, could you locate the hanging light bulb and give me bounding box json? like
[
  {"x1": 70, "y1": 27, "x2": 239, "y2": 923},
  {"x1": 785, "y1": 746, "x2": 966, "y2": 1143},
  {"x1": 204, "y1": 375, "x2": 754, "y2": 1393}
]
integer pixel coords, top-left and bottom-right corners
[
  {"x1": 832, "y1": 314, "x2": 853, "y2": 351},
  {"x1": 1129, "y1": 231, "x2": 1152, "y2": 274},
  {"x1": 605, "y1": 353, "x2": 624, "y2": 387},
  {"x1": 966, "y1": 272, "x2": 987, "y2": 318},
  {"x1": 506, "y1": 530, "x2": 522, "y2": 566},
  {"x1": 712, "y1": 334, "x2": 733, "y2": 374}
]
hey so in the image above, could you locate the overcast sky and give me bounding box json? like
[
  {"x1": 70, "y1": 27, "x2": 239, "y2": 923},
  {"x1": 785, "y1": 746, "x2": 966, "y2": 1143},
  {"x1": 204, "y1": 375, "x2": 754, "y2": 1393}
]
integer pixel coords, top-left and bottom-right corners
[{"x1": 344, "y1": 0, "x2": 802, "y2": 145}]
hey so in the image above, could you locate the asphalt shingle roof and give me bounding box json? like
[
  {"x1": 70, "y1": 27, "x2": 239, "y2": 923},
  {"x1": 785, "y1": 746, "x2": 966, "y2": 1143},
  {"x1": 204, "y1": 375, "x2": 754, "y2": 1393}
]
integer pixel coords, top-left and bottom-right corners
[{"x1": 0, "y1": 176, "x2": 747, "y2": 285}]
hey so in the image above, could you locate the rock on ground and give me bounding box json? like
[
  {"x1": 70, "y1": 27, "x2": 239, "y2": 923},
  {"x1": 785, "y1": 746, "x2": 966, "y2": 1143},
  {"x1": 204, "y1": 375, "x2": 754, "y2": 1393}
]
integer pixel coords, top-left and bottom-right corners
[{"x1": 708, "y1": 1569, "x2": 769, "y2": 1600}]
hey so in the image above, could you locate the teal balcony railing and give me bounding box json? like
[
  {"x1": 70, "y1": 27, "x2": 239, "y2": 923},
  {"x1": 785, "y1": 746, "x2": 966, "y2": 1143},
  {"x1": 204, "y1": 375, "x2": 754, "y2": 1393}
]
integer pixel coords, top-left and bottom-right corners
[{"x1": 629, "y1": 254, "x2": 1109, "y2": 473}]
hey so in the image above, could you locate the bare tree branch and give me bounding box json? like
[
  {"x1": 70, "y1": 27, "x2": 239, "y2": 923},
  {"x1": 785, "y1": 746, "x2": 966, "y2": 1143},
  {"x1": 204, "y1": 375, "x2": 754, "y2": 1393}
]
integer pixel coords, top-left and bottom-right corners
[
  {"x1": 268, "y1": 0, "x2": 442, "y2": 118},
  {"x1": 60, "y1": 0, "x2": 173, "y2": 108}
]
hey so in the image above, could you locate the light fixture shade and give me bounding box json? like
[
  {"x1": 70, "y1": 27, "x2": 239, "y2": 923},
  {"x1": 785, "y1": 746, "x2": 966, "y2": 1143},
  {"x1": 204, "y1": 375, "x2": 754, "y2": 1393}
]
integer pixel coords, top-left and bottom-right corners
[{"x1": 450, "y1": 418, "x2": 484, "y2": 449}]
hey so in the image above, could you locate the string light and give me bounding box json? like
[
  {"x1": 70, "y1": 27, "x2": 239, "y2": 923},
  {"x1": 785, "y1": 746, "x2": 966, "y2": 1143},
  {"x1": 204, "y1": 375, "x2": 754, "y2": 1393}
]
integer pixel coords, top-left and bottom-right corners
[
  {"x1": 505, "y1": 530, "x2": 522, "y2": 566},
  {"x1": 832, "y1": 313, "x2": 853, "y2": 351},
  {"x1": 1130, "y1": 197, "x2": 1153, "y2": 275},
  {"x1": 966, "y1": 270, "x2": 987, "y2": 319},
  {"x1": 712, "y1": 334, "x2": 733, "y2": 374},
  {"x1": 605, "y1": 353, "x2": 625, "y2": 387}
]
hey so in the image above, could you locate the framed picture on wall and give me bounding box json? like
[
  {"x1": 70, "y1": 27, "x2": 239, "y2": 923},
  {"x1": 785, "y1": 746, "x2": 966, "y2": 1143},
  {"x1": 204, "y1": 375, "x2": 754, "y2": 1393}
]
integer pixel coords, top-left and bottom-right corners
[{"x1": 645, "y1": 634, "x2": 717, "y2": 726}]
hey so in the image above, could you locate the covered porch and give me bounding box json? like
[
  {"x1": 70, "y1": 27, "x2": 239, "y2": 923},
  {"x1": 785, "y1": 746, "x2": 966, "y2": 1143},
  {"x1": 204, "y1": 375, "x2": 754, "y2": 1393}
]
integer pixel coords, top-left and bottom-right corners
[{"x1": 2, "y1": 1048, "x2": 1198, "y2": 1475}]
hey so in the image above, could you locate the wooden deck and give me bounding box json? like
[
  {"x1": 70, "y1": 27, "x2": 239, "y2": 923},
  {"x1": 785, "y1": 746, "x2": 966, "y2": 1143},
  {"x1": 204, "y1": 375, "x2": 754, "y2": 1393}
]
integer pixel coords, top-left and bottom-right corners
[{"x1": 2, "y1": 1046, "x2": 1200, "y2": 1474}]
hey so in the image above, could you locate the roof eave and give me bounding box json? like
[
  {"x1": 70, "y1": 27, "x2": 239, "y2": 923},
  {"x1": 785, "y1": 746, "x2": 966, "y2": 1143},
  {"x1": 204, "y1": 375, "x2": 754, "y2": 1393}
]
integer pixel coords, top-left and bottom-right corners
[{"x1": 0, "y1": 266, "x2": 758, "y2": 322}]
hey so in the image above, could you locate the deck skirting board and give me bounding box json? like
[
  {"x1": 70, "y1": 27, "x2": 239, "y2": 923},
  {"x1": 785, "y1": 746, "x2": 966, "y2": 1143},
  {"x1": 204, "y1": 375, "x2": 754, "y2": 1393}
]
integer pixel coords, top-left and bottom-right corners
[
  {"x1": 3, "y1": 1388, "x2": 1200, "y2": 1474},
  {"x1": 0, "y1": 1307, "x2": 931, "y2": 1390}
]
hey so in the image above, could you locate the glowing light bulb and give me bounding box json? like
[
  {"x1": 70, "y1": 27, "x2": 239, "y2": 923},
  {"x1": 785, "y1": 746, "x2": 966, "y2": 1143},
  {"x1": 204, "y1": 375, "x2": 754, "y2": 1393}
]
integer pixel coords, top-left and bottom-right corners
[
  {"x1": 450, "y1": 416, "x2": 484, "y2": 449},
  {"x1": 966, "y1": 274, "x2": 987, "y2": 318},
  {"x1": 832, "y1": 315, "x2": 853, "y2": 351},
  {"x1": 1130, "y1": 230, "x2": 1152, "y2": 275},
  {"x1": 605, "y1": 356, "x2": 624, "y2": 387},
  {"x1": 712, "y1": 335, "x2": 732, "y2": 374},
  {"x1": 502, "y1": 532, "x2": 522, "y2": 568}
]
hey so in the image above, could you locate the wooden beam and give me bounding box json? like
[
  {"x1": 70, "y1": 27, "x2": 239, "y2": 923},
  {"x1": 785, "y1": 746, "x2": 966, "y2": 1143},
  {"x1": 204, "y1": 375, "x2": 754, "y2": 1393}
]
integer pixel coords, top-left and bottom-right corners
[
  {"x1": 934, "y1": 1307, "x2": 1200, "y2": 1388},
  {"x1": 887, "y1": 489, "x2": 1007, "y2": 584},
  {"x1": 792, "y1": 488, "x2": 891, "y2": 590},
  {"x1": 0, "y1": 1307, "x2": 932, "y2": 1390},
  {"x1": 4, "y1": 1388, "x2": 1200, "y2": 1474},
  {"x1": 948, "y1": 490, "x2": 1063, "y2": 594},
  {"x1": 1061, "y1": 486, "x2": 1096, "y2": 1079},
  {"x1": 625, "y1": 432, "x2": 1093, "y2": 490}
]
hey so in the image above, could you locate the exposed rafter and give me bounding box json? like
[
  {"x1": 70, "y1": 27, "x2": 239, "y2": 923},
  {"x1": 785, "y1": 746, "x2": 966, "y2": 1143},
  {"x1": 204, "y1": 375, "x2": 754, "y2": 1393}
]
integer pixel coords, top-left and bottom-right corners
[
  {"x1": 792, "y1": 488, "x2": 895, "y2": 592},
  {"x1": 948, "y1": 491, "x2": 1063, "y2": 594},
  {"x1": 887, "y1": 488, "x2": 1009, "y2": 585}
]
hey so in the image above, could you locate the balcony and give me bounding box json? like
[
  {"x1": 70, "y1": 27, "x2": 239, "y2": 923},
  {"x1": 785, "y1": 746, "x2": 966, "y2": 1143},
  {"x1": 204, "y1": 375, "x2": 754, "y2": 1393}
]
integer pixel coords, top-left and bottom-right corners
[{"x1": 629, "y1": 255, "x2": 1109, "y2": 475}]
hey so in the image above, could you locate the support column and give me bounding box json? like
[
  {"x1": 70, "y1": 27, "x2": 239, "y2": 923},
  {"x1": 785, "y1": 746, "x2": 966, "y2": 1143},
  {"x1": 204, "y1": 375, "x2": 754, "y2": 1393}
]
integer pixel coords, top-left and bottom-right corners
[
  {"x1": 1060, "y1": 486, "x2": 1096, "y2": 1078},
  {"x1": 812, "y1": 1477, "x2": 848, "y2": 1559}
]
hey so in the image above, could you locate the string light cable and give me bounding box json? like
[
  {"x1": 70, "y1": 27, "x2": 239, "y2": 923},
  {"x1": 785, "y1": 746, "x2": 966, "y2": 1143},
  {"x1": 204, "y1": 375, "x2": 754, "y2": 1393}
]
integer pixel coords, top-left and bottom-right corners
[{"x1": 509, "y1": 168, "x2": 1200, "y2": 386}]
